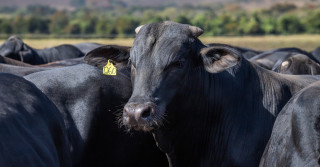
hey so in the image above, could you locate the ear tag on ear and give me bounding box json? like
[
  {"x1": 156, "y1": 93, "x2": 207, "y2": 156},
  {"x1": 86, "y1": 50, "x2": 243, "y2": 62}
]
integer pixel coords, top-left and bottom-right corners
[{"x1": 103, "y1": 60, "x2": 117, "y2": 75}]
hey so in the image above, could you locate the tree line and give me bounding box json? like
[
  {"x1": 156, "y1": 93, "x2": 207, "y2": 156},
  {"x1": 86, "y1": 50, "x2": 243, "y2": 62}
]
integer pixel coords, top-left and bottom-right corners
[{"x1": 0, "y1": 3, "x2": 320, "y2": 37}]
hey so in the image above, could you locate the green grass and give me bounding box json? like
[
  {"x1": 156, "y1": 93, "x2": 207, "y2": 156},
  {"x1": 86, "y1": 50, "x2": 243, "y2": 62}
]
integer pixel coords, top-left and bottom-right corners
[{"x1": 3, "y1": 35, "x2": 320, "y2": 51}]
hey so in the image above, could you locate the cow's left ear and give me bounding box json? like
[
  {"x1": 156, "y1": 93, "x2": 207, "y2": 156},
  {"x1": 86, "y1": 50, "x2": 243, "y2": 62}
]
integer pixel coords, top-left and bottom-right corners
[
  {"x1": 84, "y1": 45, "x2": 130, "y2": 69},
  {"x1": 200, "y1": 46, "x2": 241, "y2": 73},
  {"x1": 19, "y1": 44, "x2": 33, "y2": 63}
]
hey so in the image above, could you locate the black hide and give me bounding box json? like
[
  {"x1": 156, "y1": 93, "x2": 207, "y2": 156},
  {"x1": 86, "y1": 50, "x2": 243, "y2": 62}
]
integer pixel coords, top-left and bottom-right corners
[
  {"x1": 0, "y1": 73, "x2": 72, "y2": 167},
  {"x1": 122, "y1": 21, "x2": 320, "y2": 167}
]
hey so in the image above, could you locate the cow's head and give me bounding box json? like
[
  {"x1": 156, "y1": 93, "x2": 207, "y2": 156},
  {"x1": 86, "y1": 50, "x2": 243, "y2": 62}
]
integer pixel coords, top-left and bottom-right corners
[
  {"x1": 0, "y1": 35, "x2": 35, "y2": 62},
  {"x1": 274, "y1": 54, "x2": 320, "y2": 75},
  {"x1": 122, "y1": 21, "x2": 241, "y2": 132}
]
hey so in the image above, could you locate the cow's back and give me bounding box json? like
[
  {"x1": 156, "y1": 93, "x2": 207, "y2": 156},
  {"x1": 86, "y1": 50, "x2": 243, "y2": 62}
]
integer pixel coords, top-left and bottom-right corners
[
  {"x1": 0, "y1": 73, "x2": 71, "y2": 167},
  {"x1": 260, "y1": 81, "x2": 320, "y2": 167},
  {"x1": 36, "y1": 45, "x2": 84, "y2": 64}
]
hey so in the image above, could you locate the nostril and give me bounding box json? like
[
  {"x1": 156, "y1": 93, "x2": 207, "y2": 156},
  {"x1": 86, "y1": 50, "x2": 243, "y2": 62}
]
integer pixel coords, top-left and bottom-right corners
[{"x1": 141, "y1": 107, "x2": 152, "y2": 118}]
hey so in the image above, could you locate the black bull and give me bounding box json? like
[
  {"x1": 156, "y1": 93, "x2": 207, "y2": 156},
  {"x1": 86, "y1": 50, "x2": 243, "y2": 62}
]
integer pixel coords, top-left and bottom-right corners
[
  {"x1": 0, "y1": 36, "x2": 84, "y2": 65},
  {"x1": 260, "y1": 81, "x2": 320, "y2": 166},
  {"x1": 120, "y1": 21, "x2": 320, "y2": 166}
]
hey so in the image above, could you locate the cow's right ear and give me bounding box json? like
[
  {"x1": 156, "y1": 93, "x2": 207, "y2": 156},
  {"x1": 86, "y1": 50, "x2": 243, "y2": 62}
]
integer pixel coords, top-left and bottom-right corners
[
  {"x1": 200, "y1": 46, "x2": 241, "y2": 73},
  {"x1": 84, "y1": 45, "x2": 130, "y2": 69}
]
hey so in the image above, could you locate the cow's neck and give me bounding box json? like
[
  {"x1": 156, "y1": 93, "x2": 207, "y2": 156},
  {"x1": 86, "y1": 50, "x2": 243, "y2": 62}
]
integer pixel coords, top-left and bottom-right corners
[
  {"x1": 1, "y1": 56, "x2": 33, "y2": 67},
  {"x1": 154, "y1": 59, "x2": 282, "y2": 166},
  {"x1": 35, "y1": 48, "x2": 53, "y2": 64},
  {"x1": 19, "y1": 44, "x2": 44, "y2": 65}
]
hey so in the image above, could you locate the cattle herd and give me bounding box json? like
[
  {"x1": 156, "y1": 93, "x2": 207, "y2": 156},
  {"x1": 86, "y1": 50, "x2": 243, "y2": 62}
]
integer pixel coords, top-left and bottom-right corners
[{"x1": 1, "y1": 21, "x2": 320, "y2": 167}]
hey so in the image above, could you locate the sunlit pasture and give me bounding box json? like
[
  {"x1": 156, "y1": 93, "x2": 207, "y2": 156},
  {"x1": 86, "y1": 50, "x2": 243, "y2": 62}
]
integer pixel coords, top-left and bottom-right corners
[{"x1": 4, "y1": 35, "x2": 320, "y2": 52}]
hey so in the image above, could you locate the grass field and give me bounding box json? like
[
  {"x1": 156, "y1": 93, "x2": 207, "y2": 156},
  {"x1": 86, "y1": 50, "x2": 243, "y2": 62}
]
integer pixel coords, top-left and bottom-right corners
[{"x1": 4, "y1": 35, "x2": 320, "y2": 52}]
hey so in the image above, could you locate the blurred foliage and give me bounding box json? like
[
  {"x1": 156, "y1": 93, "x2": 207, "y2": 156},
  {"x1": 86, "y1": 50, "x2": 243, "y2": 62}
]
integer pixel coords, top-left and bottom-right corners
[
  {"x1": 49, "y1": 11, "x2": 69, "y2": 34},
  {"x1": 0, "y1": 3, "x2": 320, "y2": 36},
  {"x1": 26, "y1": 5, "x2": 56, "y2": 16},
  {"x1": 70, "y1": 0, "x2": 86, "y2": 8}
]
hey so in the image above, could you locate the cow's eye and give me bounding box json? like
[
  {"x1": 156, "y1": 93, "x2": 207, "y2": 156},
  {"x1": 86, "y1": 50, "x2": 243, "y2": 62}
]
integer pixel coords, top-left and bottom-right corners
[{"x1": 165, "y1": 60, "x2": 184, "y2": 71}]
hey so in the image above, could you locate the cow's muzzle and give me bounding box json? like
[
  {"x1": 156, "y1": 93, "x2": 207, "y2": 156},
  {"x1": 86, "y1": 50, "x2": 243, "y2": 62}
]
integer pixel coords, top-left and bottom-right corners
[{"x1": 123, "y1": 102, "x2": 157, "y2": 131}]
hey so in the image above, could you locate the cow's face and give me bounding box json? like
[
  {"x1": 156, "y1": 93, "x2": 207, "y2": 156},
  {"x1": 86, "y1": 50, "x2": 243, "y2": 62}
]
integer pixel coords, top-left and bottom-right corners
[
  {"x1": 123, "y1": 21, "x2": 240, "y2": 132},
  {"x1": 0, "y1": 36, "x2": 25, "y2": 60},
  {"x1": 276, "y1": 54, "x2": 320, "y2": 75},
  {"x1": 0, "y1": 36, "x2": 34, "y2": 62}
]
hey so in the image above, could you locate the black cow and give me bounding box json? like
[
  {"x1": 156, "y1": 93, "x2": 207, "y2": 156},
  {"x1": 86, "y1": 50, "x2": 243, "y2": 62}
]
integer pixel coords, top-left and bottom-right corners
[
  {"x1": 0, "y1": 56, "x2": 84, "y2": 76},
  {"x1": 260, "y1": 81, "x2": 320, "y2": 167},
  {"x1": 273, "y1": 53, "x2": 320, "y2": 75},
  {"x1": 0, "y1": 73, "x2": 72, "y2": 167},
  {"x1": 0, "y1": 63, "x2": 52, "y2": 76},
  {"x1": 24, "y1": 45, "x2": 168, "y2": 167},
  {"x1": 121, "y1": 21, "x2": 320, "y2": 167},
  {"x1": 0, "y1": 36, "x2": 84, "y2": 65},
  {"x1": 73, "y1": 42, "x2": 103, "y2": 54},
  {"x1": 249, "y1": 47, "x2": 316, "y2": 70}
]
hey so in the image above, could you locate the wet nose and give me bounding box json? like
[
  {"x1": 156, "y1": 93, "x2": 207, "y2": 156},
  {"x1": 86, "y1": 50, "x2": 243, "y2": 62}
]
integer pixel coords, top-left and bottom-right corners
[{"x1": 123, "y1": 103, "x2": 155, "y2": 125}]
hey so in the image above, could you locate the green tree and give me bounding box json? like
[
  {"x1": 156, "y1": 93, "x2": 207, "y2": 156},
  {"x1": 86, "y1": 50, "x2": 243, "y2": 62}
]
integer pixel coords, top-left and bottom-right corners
[
  {"x1": 208, "y1": 14, "x2": 234, "y2": 35},
  {"x1": 241, "y1": 13, "x2": 264, "y2": 35},
  {"x1": 115, "y1": 16, "x2": 139, "y2": 36},
  {"x1": 140, "y1": 10, "x2": 164, "y2": 24},
  {"x1": 175, "y1": 15, "x2": 191, "y2": 24},
  {"x1": 26, "y1": 16, "x2": 49, "y2": 34},
  {"x1": 237, "y1": 15, "x2": 249, "y2": 35},
  {"x1": 160, "y1": 7, "x2": 178, "y2": 21},
  {"x1": 0, "y1": 19, "x2": 12, "y2": 34},
  {"x1": 277, "y1": 14, "x2": 304, "y2": 34},
  {"x1": 95, "y1": 18, "x2": 116, "y2": 36},
  {"x1": 191, "y1": 12, "x2": 216, "y2": 34},
  {"x1": 11, "y1": 15, "x2": 28, "y2": 34},
  {"x1": 260, "y1": 16, "x2": 277, "y2": 34},
  {"x1": 304, "y1": 10, "x2": 320, "y2": 33},
  {"x1": 191, "y1": 13, "x2": 206, "y2": 27},
  {"x1": 49, "y1": 11, "x2": 69, "y2": 34},
  {"x1": 66, "y1": 21, "x2": 81, "y2": 34},
  {"x1": 81, "y1": 17, "x2": 98, "y2": 34}
]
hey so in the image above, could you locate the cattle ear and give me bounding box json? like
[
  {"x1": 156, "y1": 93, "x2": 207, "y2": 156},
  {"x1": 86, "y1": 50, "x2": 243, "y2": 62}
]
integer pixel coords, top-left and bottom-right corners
[
  {"x1": 18, "y1": 44, "x2": 33, "y2": 63},
  {"x1": 200, "y1": 46, "x2": 240, "y2": 73},
  {"x1": 84, "y1": 45, "x2": 130, "y2": 69}
]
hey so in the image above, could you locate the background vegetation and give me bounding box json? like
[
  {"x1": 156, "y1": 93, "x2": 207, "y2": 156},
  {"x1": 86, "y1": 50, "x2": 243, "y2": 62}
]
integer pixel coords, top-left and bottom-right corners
[
  {"x1": 15, "y1": 35, "x2": 320, "y2": 52},
  {"x1": 1, "y1": 3, "x2": 320, "y2": 37}
]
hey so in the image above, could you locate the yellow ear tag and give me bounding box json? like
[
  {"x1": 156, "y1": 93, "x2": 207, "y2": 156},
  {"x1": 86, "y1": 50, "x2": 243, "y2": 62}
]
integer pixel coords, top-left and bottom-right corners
[{"x1": 103, "y1": 60, "x2": 117, "y2": 75}]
